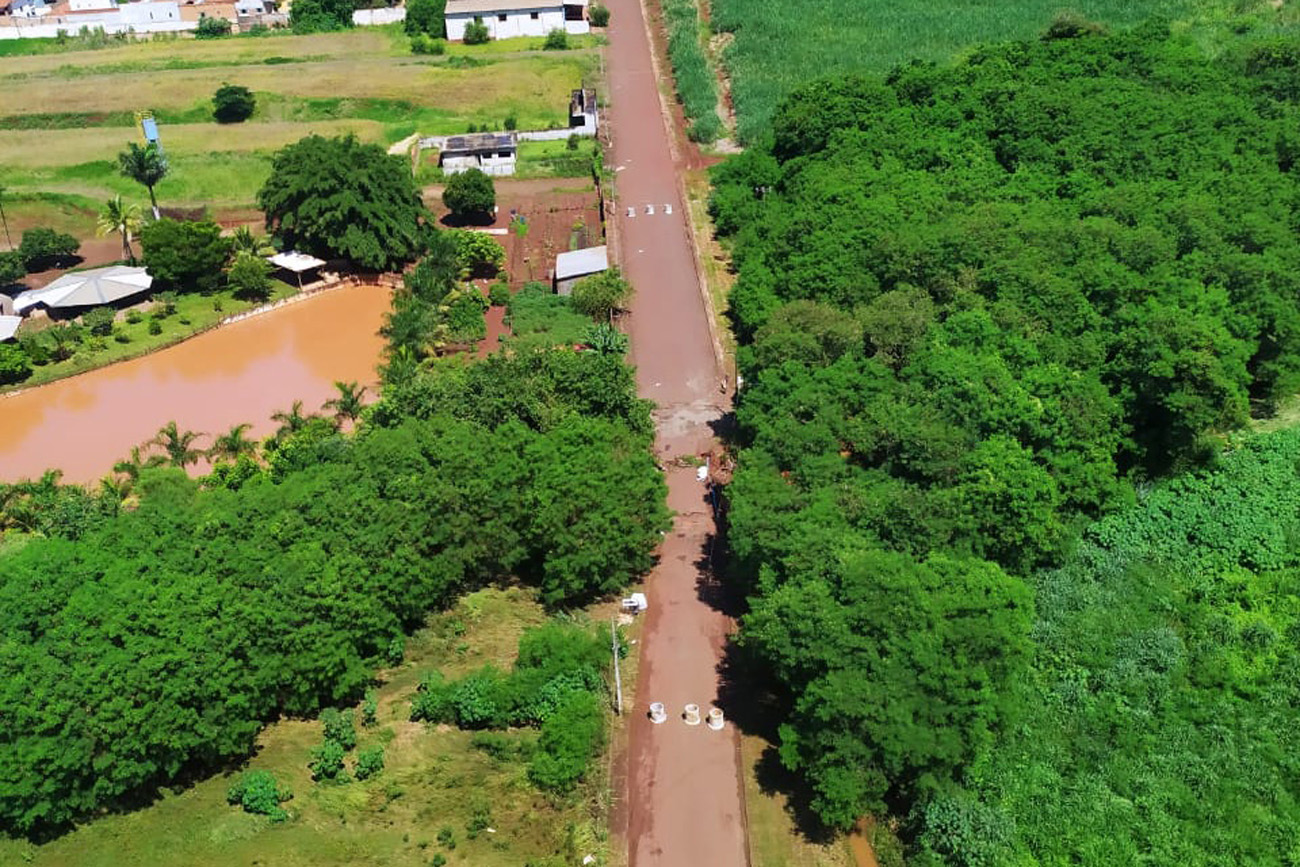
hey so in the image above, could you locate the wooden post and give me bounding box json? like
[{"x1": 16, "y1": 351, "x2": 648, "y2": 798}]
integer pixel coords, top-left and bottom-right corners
[{"x1": 610, "y1": 617, "x2": 623, "y2": 715}]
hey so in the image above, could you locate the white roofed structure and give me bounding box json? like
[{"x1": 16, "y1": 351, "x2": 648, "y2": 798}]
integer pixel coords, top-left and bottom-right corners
[
  {"x1": 268, "y1": 251, "x2": 326, "y2": 288},
  {"x1": 0, "y1": 315, "x2": 21, "y2": 342},
  {"x1": 553, "y1": 244, "x2": 608, "y2": 295},
  {"x1": 12, "y1": 265, "x2": 152, "y2": 313}
]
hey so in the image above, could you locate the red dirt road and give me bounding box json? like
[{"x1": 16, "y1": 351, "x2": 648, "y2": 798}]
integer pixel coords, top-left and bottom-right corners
[{"x1": 605, "y1": 0, "x2": 747, "y2": 864}]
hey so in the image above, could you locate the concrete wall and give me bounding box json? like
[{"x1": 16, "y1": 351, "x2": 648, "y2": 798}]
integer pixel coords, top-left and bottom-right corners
[
  {"x1": 0, "y1": 15, "x2": 194, "y2": 35},
  {"x1": 353, "y1": 6, "x2": 404, "y2": 24},
  {"x1": 441, "y1": 153, "x2": 516, "y2": 176}
]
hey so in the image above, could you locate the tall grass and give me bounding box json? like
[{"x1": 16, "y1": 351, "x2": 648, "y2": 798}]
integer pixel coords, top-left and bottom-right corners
[
  {"x1": 662, "y1": 0, "x2": 723, "y2": 142},
  {"x1": 711, "y1": 0, "x2": 1242, "y2": 143}
]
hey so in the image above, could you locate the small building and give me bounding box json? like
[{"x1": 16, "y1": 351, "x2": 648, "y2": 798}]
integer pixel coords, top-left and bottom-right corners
[
  {"x1": 569, "y1": 87, "x2": 597, "y2": 132},
  {"x1": 12, "y1": 265, "x2": 153, "y2": 316},
  {"x1": 444, "y1": 0, "x2": 588, "y2": 41},
  {"x1": 553, "y1": 244, "x2": 607, "y2": 295},
  {"x1": 439, "y1": 132, "x2": 517, "y2": 177},
  {"x1": 1, "y1": 0, "x2": 51, "y2": 18}
]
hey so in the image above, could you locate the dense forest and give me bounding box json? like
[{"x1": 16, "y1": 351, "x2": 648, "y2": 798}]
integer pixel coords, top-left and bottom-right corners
[
  {"x1": 713, "y1": 22, "x2": 1300, "y2": 862},
  {"x1": 0, "y1": 275, "x2": 666, "y2": 835}
]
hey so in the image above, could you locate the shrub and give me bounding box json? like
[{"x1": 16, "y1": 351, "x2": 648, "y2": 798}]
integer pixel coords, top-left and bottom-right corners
[
  {"x1": 82, "y1": 306, "x2": 116, "y2": 337},
  {"x1": 309, "y1": 739, "x2": 348, "y2": 781},
  {"x1": 437, "y1": 826, "x2": 456, "y2": 848},
  {"x1": 140, "y1": 219, "x2": 232, "y2": 293},
  {"x1": 527, "y1": 690, "x2": 605, "y2": 792},
  {"x1": 503, "y1": 114, "x2": 518, "y2": 131},
  {"x1": 148, "y1": 318, "x2": 163, "y2": 336},
  {"x1": 227, "y1": 253, "x2": 273, "y2": 300},
  {"x1": 462, "y1": 19, "x2": 489, "y2": 44},
  {"x1": 0, "y1": 251, "x2": 25, "y2": 286},
  {"x1": 544, "y1": 28, "x2": 568, "y2": 50},
  {"x1": 566, "y1": 133, "x2": 580, "y2": 151},
  {"x1": 155, "y1": 291, "x2": 178, "y2": 316},
  {"x1": 588, "y1": 4, "x2": 609, "y2": 26},
  {"x1": 0, "y1": 344, "x2": 32, "y2": 386},
  {"x1": 404, "y1": 0, "x2": 446, "y2": 36},
  {"x1": 442, "y1": 169, "x2": 496, "y2": 222},
  {"x1": 410, "y1": 32, "x2": 446, "y2": 54},
  {"x1": 353, "y1": 745, "x2": 385, "y2": 780},
  {"x1": 488, "y1": 281, "x2": 511, "y2": 307},
  {"x1": 126, "y1": 310, "x2": 143, "y2": 325},
  {"x1": 450, "y1": 229, "x2": 506, "y2": 276},
  {"x1": 449, "y1": 667, "x2": 506, "y2": 728},
  {"x1": 226, "y1": 770, "x2": 292, "y2": 821},
  {"x1": 321, "y1": 707, "x2": 357, "y2": 750},
  {"x1": 18, "y1": 227, "x2": 79, "y2": 271},
  {"x1": 194, "y1": 15, "x2": 232, "y2": 38},
  {"x1": 113, "y1": 331, "x2": 130, "y2": 344},
  {"x1": 570, "y1": 268, "x2": 632, "y2": 321},
  {"x1": 212, "y1": 83, "x2": 256, "y2": 123},
  {"x1": 361, "y1": 688, "x2": 379, "y2": 727}
]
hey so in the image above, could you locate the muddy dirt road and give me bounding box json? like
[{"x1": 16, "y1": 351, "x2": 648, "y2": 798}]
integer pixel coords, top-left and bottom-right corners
[{"x1": 604, "y1": 0, "x2": 748, "y2": 864}]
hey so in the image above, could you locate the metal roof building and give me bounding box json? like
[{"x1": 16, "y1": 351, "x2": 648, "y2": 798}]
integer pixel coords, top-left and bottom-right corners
[
  {"x1": 553, "y1": 245, "x2": 608, "y2": 295},
  {"x1": 12, "y1": 265, "x2": 153, "y2": 313}
]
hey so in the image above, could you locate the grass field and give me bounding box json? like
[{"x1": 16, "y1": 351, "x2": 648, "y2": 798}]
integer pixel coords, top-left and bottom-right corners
[
  {"x1": 0, "y1": 28, "x2": 598, "y2": 213},
  {"x1": 0, "y1": 586, "x2": 627, "y2": 867},
  {"x1": 710, "y1": 0, "x2": 1300, "y2": 142}
]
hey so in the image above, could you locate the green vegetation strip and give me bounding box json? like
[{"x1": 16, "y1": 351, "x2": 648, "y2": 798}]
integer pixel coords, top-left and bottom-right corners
[
  {"x1": 714, "y1": 24, "x2": 1300, "y2": 863},
  {"x1": 662, "y1": 0, "x2": 723, "y2": 142}
]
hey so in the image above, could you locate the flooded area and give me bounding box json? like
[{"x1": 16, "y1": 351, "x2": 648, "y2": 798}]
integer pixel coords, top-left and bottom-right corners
[{"x1": 0, "y1": 283, "x2": 391, "y2": 485}]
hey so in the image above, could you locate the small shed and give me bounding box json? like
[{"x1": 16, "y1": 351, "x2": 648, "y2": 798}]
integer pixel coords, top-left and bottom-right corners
[
  {"x1": 554, "y1": 244, "x2": 608, "y2": 295},
  {"x1": 268, "y1": 251, "x2": 325, "y2": 288},
  {"x1": 439, "y1": 132, "x2": 517, "y2": 177},
  {"x1": 569, "y1": 88, "x2": 598, "y2": 133}
]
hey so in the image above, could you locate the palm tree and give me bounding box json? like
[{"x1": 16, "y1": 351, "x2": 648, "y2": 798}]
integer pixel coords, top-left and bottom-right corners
[
  {"x1": 207, "y1": 422, "x2": 259, "y2": 463},
  {"x1": 117, "y1": 142, "x2": 168, "y2": 220},
  {"x1": 271, "y1": 400, "x2": 315, "y2": 440},
  {"x1": 230, "y1": 226, "x2": 274, "y2": 258},
  {"x1": 151, "y1": 421, "x2": 205, "y2": 468},
  {"x1": 323, "y1": 380, "x2": 367, "y2": 427},
  {"x1": 96, "y1": 195, "x2": 143, "y2": 264},
  {"x1": 112, "y1": 445, "x2": 167, "y2": 489}
]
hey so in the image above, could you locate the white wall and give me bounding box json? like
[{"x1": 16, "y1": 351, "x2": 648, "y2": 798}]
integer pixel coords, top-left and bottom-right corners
[
  {"x1": 353, "y1": 6, "x2": 404, "y2": 24},
  {"x1": 446, "y1": 5, "x2": 565, "y2": 40},
  {"x1": 0, "y1": 15, "x2": 195, "y2": 35},
  {"x1": 67, "y1": 0, "x2": 114, "y2": 11},
  {"x1": 119, "y1": 1, "x2": 179, "y2": 24}
]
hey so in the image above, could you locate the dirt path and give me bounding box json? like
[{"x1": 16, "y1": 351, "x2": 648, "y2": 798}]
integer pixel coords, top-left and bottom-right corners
[{"x1": 604, "y1": 0, "x2": 748, "y2": 863}]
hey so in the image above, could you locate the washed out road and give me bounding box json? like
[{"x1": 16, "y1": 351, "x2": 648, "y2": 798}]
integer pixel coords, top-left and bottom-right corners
[{"x1": 603, "y1": 0, "x2": 749, "y2": 864}]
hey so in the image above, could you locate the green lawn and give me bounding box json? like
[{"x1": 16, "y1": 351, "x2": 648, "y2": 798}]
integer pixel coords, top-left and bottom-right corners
[
  {"x1": 0, "y1": 586, "x2": 622, "y2": 867},
  {"x1": 8, "y1": 280, "x2": 297, "y2": 392}
]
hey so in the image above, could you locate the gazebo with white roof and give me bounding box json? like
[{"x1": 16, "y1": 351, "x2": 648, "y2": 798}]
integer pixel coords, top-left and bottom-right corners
[
  {"x1": 12, "y1": 265, "x2": 153, "y2": 314},
  {"x1": 268, "y1": 251, "x2": 326, "y2": 290}
]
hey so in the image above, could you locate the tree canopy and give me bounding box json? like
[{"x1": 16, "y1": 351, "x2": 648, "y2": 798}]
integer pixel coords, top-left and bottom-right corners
[
  {"x1": 258, "y1": 135, "x2": 428, "y2": 270},
  {"x1": 139, "y1": 218, "x2": 232, "y2": 294},
  {"x1": 442, "y1": 169, "x2": 496, "y2": 223}
]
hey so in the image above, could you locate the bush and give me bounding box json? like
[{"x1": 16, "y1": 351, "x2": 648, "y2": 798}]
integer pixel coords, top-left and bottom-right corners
[
  {"x1": 126, "y1": 310, "x2": 143, "y2": 325},
  {"x1": 448, "y1": 667, "x2": 507, "y2": 728},
  {"x1": 449, "y1": 229, "x2": 506, "y2": 277},
  {"x1": 82, "y1": 306, "x2": 116, "y2": 337},
  {"x1": 361, "y1": 688, "x2": 379, "y2": 727},
  {"x1": 488, "y1": 281, "x2": 511, "y2": 307},
  {"x1": 155, "y1": 291, "x2": 178, "y2": 316},
  {"x1": 588, "y1": 4, "x2": 609, "y2": 26},
  {"x1": 321, "y1": 708, "x2": 357, "y2": 750},
  {"x1": 544, "y1": 28, "x2": 568, "y2": 50},
  {"x1": 410, "y1": 32, "x2": 446, "y2": 54},
  {"x1": 442, "y1": 169, "x2": 496, "y2": 223},
  {"x1": 462, "y1": 19, "x2": 489, "y2": 44},
  {"x1": 527, "y1": 690, "x2": 605, "y2": 792},
  {"x1": 309, "y1": 739, "x2": 348, "y2": 781},
  {"x1": 18, "y1": 227, "x2": 79, "y2": 271},
  {"x1": 148, "y1": 318, "x2": 163, "y2": 336},
  {"x1": 226, "y1": 770, "x2": 292, "y2": 821},
  {"x1": 353, "y1": 745, "x2": 384, "y2": 780},
  {"x1": 212, "y1": 83, "x2": 256, "y2": 123},
  {"x1": 405, "y1": 0, "x2": 446, "y2": 36},
  {"x1": 570, "y1": 268, "x2": 631, "y2": 321},
  {"x1": 194, "y1": 15, "x2": 232, "y2": 38},
  {"x1": 503, "y1": 114, "x2": 518, "y2": 131},
  {"x1": 0, "y1": 344, "x2": 32, "y2": 386},
  {"x1": 227, "y1": 254, "x2": 273, "y2": 300},
  {"x1": 0, "y1": 251, "x2": 25, "y2": 287},
  {"x1": 140, "y1": 219, "x2": 232, "y2": 293}
]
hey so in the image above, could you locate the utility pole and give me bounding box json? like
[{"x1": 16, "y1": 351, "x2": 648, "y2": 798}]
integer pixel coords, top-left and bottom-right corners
[
  {"x1": 610, "y1": 617, "x2": 623, "y2": 715},
  {"x1": 0, "y1": 184, "x2": 11, "y2": 250}
]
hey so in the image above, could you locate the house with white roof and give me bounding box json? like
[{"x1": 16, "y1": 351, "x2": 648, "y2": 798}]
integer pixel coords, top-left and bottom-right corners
[{"x1": 444, "y1": 0, "x2": 588, "y2": 41}]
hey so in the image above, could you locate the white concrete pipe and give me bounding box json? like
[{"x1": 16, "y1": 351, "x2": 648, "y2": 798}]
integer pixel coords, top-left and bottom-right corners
[
  {"x1": 683, "y1": 703, "x2": 702, "y2": 726},
  {"x1": 707, "y1": 708, "x2": 725, "y2": 730},
  {"x1": 649, "y1": 702, "x2": 668, "y2": 724}
]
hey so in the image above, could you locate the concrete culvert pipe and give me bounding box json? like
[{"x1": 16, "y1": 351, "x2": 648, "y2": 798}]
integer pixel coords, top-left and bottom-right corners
[
  {"x1": 649, "y1": 702, "x2": 668, "y2": 724},
  {"x1": 683, "y1": 703, "x2": 702, "y2": 725},
  {"x1": 707, "y1": 708, "x2": 724, "y2": 730}
]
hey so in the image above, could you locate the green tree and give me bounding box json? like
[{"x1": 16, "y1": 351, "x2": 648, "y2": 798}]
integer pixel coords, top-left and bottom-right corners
[
  {"x1": 271, "y1": 399, "x2": 316, "y2": 439},
  {"x1": 544, "y1": 28, "x2": 568, "y2": 50},
  {"x1": 117, "y1": 142, "x2": 168, "y2": 220},
  {"x1": 139, "y1": 218, "x2": 232, "y2": 293},
  {"x1": 226, "y1": 253, "x2": 273, "y2": 300},
  {"x1": 588, "y1": 4, "x2": 609, "y2": 26},
  {"x1": 0, "y1": 343, "x2": 32, "y2": 386},
  {"x1": 230, "y1": 226, "x2": 274, "y2": 258},
  {"x1": 151, "y1": 421, "x2": 206, "y2": 468},
  {"x1": 570, "y1": 268, "x2": 631, "y2": 322},
  {"x1": 0, "y1": 251, "x2": 24, "y2": 286},
  {"x1": 289, "y1": 0, "x2": 354, "y2": 32},
  {"x1": 194, "y1": 14, "x2": 232, "y2": 37},
  {"x1": 404, "y1": 0, "x2": 445, "y2": 36},
  {"x1": 82, "y1": 306, "x2": 115, "y2": 337},
  {"x1": 18, "y1": 227, "x2": 79, "y2": 271},
  {"x1": 212, "y1": 83, "x2": 256, "y2": 123},
  {"x1": 95, "y1": 195, "x2": 143, "y2": 264},
  {"x1": 309, "y1": 739, "x2": 348, "y2": 781},
  {"x1": 258, "y1": 135, "x2": 428, "y2": 270},
  {"x1": 226, "y1": 771, "x2": 291, "y2": 821},
  {"x1": 448, "y1": 229, "x2": 505, "y2": 277},
  {"x1": 207, "y1": 422, "x2": 258, "y2": 464},
  {"x1": 323, "y1": 380, "x2": 367, "y2": 426},
  {"x1": 462, "y1": 19, "x2": 489, "y2": 44},
  {"x1": 354, "y1": 745, "x2": 384, "y2": 780},
  {"x1": 442, "y1": 169, "x2": 495, "y2": 223}
]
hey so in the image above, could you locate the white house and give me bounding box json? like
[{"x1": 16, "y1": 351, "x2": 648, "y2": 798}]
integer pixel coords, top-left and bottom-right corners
[
  {"x1": 439, "y1": 132, "x2": 517, "y2": 176},
  {"x1": 444, "y1": 0, "x2": 588, "y2": 41},
  {"x1": 3, "y1": 0, "x2": 52, "y2": 19}
]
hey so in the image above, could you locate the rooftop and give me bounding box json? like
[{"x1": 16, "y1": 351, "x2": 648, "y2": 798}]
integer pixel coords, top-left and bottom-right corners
[
  {"x1": 444, "y1": 0, "x2": 563, "y2": 14},
  {"x1": 555, "y1": 245, "x2": 608, "y2": 281},
  {"x1": 268, "y1": 251, "x2": 326, "y2": 273},
  {"x1": 441, "y1": 132, "x2": 516, "y2": 153}
]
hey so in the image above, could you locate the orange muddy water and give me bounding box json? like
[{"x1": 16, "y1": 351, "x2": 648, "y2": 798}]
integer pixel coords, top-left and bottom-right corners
[{"x1": 0, "y1": 284, "x2": 391, "y2": 484}]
